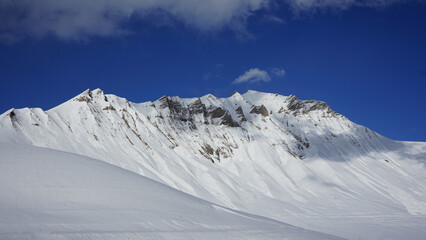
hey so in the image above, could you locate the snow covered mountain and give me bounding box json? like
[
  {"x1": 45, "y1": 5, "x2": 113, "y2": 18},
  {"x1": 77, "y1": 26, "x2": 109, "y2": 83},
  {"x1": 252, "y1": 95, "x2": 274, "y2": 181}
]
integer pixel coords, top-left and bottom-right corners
[{"x1": 1, "y1": 88, "x2": 425, "y2": 239}]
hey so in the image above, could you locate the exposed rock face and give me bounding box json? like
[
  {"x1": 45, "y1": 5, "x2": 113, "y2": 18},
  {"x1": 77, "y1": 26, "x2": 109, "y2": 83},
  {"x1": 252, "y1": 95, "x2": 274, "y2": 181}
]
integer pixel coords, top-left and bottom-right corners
[
  {"x1": 73, "y1": 89, "x2": 93, "y2": 102},
  {"x1": 157, "y1": 96, "x2": 241, "y2": 129},
  {"x1": 286, "y1": 95, "x2": 337, "y2": 117},
  {"x1": 189, "y1": 99, "x2": 206, "y2": 115},
  {"x1": 8, "y1": 109, "x2": 15, "y2": 118},
  {"x1": 74, "y1": 95, "x2": 91, "y2": 102},
  {"x1": 103, "y1": 105, "x2": 116, "y2": 111},
  {"x1": 219, "y1": 113, "x2": 240, "y2": 127},
  {"x1": 211, "y1": 107, "x2": 226, "y2": 118},
  {"x1": 250, "y1": 105, "x2": 269, "y2": 117},
  {"x1": 236, "y1": 106, "x2": 247, "y2": 122}
]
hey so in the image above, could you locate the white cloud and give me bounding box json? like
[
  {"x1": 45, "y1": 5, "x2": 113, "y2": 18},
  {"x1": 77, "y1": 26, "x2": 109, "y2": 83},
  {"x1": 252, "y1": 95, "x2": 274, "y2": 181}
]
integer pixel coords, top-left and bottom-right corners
[
  {"x1": 285, "y1": 0, "x2": 403, "y2": 12},
  {"x1": 271, "y1": 67, "x2": 286, "y2": 77},
  {"x1": 0, "y1": 0, "x2": 407, "y2": 43},
  {"x1": 262, "y1": 15, "x2": 285, "y2": 24},
  {"x1": 0, "y1": 0, "x2": 268, "y2": 42},
  {"x1": 233, "y1": 68, "x2": 271, "y2": 84}
]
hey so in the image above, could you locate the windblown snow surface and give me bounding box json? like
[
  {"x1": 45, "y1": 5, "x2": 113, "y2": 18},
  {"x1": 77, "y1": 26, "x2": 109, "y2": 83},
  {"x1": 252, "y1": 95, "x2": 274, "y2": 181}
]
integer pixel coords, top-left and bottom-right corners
[
  {"x1": 1, "y1": 89, "x2": 425, "y2": 239},
  {"x1": 0, "y1": 144, "x2": 340, "y2": 240}
]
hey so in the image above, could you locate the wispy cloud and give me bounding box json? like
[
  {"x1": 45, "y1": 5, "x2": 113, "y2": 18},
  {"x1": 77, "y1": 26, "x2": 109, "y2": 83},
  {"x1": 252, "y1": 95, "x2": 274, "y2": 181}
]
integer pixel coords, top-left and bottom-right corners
[
  {"x1": 262, "y1": 15, "x2": 285, "y2": 24},
  {"x1": 233, "y1": 68, "x2": 271, "y2": 84},
  {"x1": 285, "y1": 0, "x2": 403, "y2": 12},
  {"x1": 0, "y1": 0, "x2": 407, "y2": 43},
  {"x1": 271, "y1": 67, "x2": 286, "y2": 77}
]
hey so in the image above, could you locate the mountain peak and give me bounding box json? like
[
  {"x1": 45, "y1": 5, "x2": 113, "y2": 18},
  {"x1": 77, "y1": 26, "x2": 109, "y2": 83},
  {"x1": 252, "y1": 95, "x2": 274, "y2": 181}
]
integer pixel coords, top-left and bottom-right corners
[
  {"x1": 72, "y1": 88, "x2": 106, "y2": 103},
  {"x1": 242, "y1": 90, "x2": 286, "y2": 101},
  {"x1": 230, "y1": 90, "x2": 240, "y2": 97}
]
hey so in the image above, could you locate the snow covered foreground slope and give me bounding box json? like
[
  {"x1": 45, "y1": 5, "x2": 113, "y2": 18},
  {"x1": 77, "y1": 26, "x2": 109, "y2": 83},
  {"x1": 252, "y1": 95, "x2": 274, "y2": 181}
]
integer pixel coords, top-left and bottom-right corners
[
  {"x1": 1, "y1": 89, "x2": 426, "y2": 239},
  {"x1": 0, "y1": 144, "x2": 341, "y2": 240}
]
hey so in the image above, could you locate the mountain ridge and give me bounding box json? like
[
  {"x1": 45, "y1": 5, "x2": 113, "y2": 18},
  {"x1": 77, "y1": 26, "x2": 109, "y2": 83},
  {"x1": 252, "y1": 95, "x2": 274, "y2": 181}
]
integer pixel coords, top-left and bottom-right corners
[{"x1": 1, "y1": 88, "x2": 425, "y2": 239}]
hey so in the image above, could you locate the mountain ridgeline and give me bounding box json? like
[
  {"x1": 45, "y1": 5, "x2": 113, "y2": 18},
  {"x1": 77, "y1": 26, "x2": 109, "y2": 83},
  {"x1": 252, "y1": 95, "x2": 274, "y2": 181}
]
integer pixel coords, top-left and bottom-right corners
[
  {"x1": 1, "y1": 89, "x2": 425, "y2": 240},
  {"x1": 1, "y1": 89, "x2": 372, "y2": 164}
]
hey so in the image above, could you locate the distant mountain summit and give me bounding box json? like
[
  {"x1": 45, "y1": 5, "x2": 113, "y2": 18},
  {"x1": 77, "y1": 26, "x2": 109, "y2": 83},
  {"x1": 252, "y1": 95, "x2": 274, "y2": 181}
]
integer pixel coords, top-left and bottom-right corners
[{"x1": 1, "y1": 88, "x2": 425, "y2": 239}]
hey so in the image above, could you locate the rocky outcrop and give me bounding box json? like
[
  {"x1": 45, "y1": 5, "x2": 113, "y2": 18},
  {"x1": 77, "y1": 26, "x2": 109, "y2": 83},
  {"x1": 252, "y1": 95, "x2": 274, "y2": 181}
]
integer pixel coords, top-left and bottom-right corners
[
  {"x1": 250, "y1": 105, "x2": 269, "y2": 117},
  {"x1": 211, "y1": 107, "x2": 226, "y2": 118},
  {"x1": 236, "y1": 106, "x2": 247, "y2": 122},
  {"x1": 286, "y1": 95, "x2": 337, "y2": 116}
]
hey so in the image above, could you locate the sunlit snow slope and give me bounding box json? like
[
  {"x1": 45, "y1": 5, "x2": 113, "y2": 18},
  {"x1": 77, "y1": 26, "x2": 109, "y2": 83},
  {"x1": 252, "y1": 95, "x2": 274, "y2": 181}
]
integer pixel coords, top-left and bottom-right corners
[
  {"x1": 0, "y1": 144, "x2": 341, "y2": 240},
  {"x1": 1, "y1": 89, "x2": 425, "y2": 239}
]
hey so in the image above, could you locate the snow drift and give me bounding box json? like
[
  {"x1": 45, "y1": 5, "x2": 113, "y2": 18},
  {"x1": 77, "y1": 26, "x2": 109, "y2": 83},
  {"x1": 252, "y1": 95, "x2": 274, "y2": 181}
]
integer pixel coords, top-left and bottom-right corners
[{"x1": 0, "y1": 144, "x2": 341, "y2": 240}]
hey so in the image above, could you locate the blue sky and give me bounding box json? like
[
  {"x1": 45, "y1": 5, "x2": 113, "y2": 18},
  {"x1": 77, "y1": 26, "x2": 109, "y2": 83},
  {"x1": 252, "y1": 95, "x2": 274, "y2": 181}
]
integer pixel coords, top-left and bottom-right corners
[{"x1": 0, "y1": 0, "x2": 425, "y2": 141}]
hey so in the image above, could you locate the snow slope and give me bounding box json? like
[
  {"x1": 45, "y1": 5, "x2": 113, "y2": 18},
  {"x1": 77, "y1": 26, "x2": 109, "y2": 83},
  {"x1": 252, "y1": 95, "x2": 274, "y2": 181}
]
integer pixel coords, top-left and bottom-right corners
[
  {"x1": 1, "y1": 89, "x2": 425, "y2": 239},
  {"x1": 0, "y1": 144, "x2": 341, "y2": 240}
]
